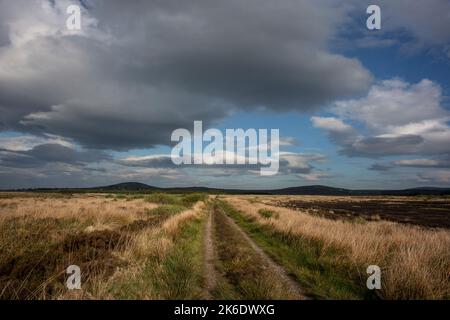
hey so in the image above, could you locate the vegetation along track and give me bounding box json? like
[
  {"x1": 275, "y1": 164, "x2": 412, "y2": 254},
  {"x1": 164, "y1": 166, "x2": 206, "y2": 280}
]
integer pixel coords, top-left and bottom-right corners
[{"x1": 206, "y1": 198, "x2": 307, "y2": 299}]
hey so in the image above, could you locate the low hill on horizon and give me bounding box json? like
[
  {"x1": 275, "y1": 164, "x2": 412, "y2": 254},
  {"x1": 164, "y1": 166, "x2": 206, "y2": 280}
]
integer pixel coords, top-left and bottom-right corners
[{"x1": 9, "y1": 182, "x2": 450, "y2": 196}]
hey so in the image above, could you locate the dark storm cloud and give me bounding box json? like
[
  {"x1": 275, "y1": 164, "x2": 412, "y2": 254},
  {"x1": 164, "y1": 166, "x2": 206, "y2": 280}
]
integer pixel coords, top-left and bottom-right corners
[
  {"x1": 116, "y1": 152, "x2": 326, "y2": 176},
  {"x1": 0, "y1": 143, "x2": 110, "y2": 168},
  {"x1": 2, "y1": 0, "x2": 449, "y2": 189},
  {"x1": 370, "y1": 156, "x2": 450, "y2": 172},
  {"x1": 0, "y1": 0, "x2": 372, "y2": 150},
  {"x1": 345, "y1": 0, "x2": 450, "y2": 55},
  {"x1": 116, "y1": 155, "x2": 269, "y2": 172},
  {"x1": 380, "y1": 0, "x2": 450, "y2": 47},
  {"x1": 393, "y1": 158, "x2": 450, "y2": 169},
  {"x1": 115, "y1": 155, "x2": 174, "y2": 169},
  {"x1": 341, "y1": 135, "x2": 425, "y2": 157}
]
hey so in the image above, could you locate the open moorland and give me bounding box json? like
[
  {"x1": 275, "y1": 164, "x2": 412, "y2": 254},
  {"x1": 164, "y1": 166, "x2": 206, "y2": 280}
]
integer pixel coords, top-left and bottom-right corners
[
  {"x1": 0, "y1": 192, "x2": 449, "y2": 300},
  {"x1": 265, "y1": 195, "x2": 450, "y2": 228}
]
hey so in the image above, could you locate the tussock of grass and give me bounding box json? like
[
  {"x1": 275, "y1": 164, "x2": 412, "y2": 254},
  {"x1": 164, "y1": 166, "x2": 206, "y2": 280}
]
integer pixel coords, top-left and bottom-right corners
[
  {"x1": 180, "y1": 194, "x2": 207, "y2": 207},
  {"x1": 258, "y1": 208, "x2": 279, "y2": 219},
  {"x1": 145, "y1": 193, "x2": 207, "y2": 208},
  {"x1": 145, "y1": 193, "x2": 182, "y2": 205},
  {"x1": 156, "y1": 218, "x2": 205, "y2": 299},
  {"x1": 145, "y1": 205, "x2": 186, "y2": 216}
]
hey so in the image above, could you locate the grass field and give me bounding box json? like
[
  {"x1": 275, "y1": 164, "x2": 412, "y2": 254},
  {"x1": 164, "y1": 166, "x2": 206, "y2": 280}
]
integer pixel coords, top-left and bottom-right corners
[
  {"x1": 0, "y1": 193, "x2": 206, "y2": 299},
  {"x1": 0, "y1": 192, "x2": 448, "y2": 300},
  {"x1": 223, "y1": 195, "x2": 450, "y2": 299}
]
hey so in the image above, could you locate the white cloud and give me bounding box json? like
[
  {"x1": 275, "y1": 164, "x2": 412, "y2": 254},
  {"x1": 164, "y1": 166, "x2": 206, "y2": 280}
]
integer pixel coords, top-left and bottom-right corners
[
  {"x1": 311, "y1": 116, "x2": 357, "y2": 145},
  {"x1": 333, "y1": 79, "x2": 449, "y2": 132},
  {"x1": 418, "y1": 171, "x2": 450, "y2": 183},
  {"x1": 0, "y1": 0, "x2": 372, "y2": 151},
  {"x1": 311, "y1": 116, "x2": 353, "y2": 133},
  {"x1": 117, "y1": 151, "x2": 327, "y2": 178},
  {"x1": 314, "y1": 79, "x2": 450, "y2": 157},
  {"x1": 0, "y1": 134, "x2": 73, "y2": 151},
  {"x1": 297, "y1": 172, "x2": 330, "y2": 181},
  {"x1": 393, "y1": 159, "x2": 441, "y2": 167}
]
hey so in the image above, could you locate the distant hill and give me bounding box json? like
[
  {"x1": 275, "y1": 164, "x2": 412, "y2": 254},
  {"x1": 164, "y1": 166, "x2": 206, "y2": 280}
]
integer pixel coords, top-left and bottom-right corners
[
  {"x1": 6, "y1": 182, "x2": 450, "y2": 196},
  {"x1": 91, "y1": 183, "x2": 450, "y2": 196},
  {"x1": 96, "y1": 182, "x2": 159, "y2": 191}
]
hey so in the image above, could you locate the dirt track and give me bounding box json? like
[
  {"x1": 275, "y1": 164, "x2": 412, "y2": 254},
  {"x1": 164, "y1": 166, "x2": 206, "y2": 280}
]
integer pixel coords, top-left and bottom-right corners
[
  {"x1": 209, "y1": 200, "x2": 308, "y2": 300},
  {"x1": 219, "y1": 208, "x2": 307, "y2": 299}
]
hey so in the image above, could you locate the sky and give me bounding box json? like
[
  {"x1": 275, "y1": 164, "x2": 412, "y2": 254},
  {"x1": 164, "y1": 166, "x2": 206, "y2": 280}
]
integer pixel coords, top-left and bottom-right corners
[{"x1": 0, "y1": 0, "x2": 450, "y2": 190}]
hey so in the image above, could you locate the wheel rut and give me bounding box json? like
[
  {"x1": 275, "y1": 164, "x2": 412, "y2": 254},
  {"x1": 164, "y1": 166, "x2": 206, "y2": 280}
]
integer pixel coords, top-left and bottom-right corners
[
  {"x1": 213, "y1": 201, "x2": 309, "y2": 300},
  {"x1": 202, "y1": 208, "x2": 217, "y2": 299}
]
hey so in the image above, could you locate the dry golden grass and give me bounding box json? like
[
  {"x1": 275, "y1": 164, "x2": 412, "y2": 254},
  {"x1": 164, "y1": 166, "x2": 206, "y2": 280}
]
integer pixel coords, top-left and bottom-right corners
[
  {"x1": 129, "y1": 201, "x2": 205, "y2": 260},
  {"x1": 248, "y1": 194, "x2": 450, "y2": 204},
  {"x1": 89, "y1": 201, "x2": 206, "y2": 300},
  {"x1": 0, "y1": 194, "x2": 151, "y2": 299},
  {"x1": 0, "y1": 193, "x2": 205, "y2": 300},
  {"x1": 224, "y1": 196, "x2": 450, "y2": 299},
  {"x1": 0, "y1": 194, "x2": 157, "y2": 231},
  {"x1": 3, "y1": 192, "x2": 447, "y2": 300}
]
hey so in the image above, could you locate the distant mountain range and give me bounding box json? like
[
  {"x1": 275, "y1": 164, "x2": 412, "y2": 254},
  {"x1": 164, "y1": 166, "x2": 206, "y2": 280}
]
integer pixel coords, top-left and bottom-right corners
[{"x1": 12, "y1": 182, "x2": 450, "y2": 196}]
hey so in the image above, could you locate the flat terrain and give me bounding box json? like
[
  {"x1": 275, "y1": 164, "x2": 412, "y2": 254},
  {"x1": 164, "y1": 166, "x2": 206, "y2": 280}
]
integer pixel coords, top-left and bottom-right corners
[
  {"x1": 264, "y1": 195, "x2": 450, "y2": 228},
  {"x1": 0, "y1": 193, "x2": 206, "y2": 299},
  {"x1": 224, "y1": 195, "x2": 450, "y2": 299},
  {"x1": 0, "y1": 192, "x2": 449, "y2": 300}
]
